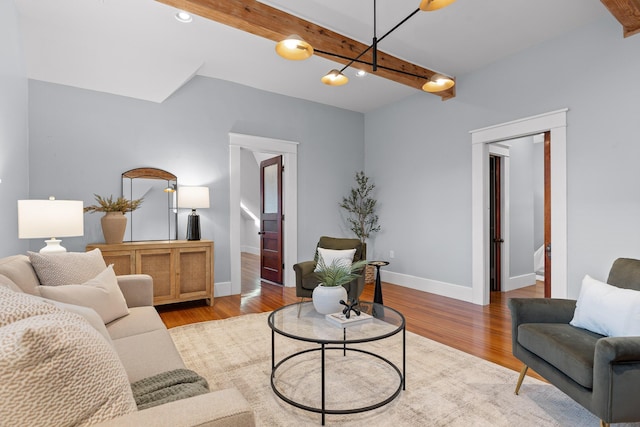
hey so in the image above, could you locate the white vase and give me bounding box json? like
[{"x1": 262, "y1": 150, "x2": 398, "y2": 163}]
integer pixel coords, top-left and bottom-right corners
[{"x1": 312, "y1": 285, "x2": 348, "y2": 314}]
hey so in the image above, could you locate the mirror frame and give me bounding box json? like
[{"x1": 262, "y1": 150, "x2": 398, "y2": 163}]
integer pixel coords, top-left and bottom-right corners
[{"x1": 122, "y1": 167, "x2": 178, "y2": 242}]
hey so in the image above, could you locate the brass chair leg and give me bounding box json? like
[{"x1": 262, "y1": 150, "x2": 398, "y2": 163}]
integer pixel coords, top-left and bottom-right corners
[
  {"x1": 600, "y1": 421, "x2": 610, "y2": 427},
  {"x1": 514, "y1": 365, "x2": 529, "y2": 395},
  {"x1": 297, "y1": 297, "x2": 306, "y2": 317}
]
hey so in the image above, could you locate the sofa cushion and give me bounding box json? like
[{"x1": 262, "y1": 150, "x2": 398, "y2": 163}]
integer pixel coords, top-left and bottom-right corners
[
  {"x1": 518, "y1": 323, "x2": 603, "y2": 388},
  {"x1": 44, "y1": 299, "x2": 113, "y2": 345},
  {"x1": 570, "y1": 274, "x2": 640, "y2": 337},
  {"x1": 28, "y1": 248, "x2": 106, "y2": 286},
  {"x1": 0, "y1": 274, "x2": 22, "y2": 293},
  {"x1": 112, "y1": 329, "x2": 186, "y2": 383},
  {"x1": 0, "y1": 255, "x2": 41, "y2": 295},
  {"x1": 38, "y1": 265, "x2": 129, "y2": 324},
  {"x1": 0, "y1": 288, "x2": 137, "y2": 426},
  {"x1": 106, "y1": 306, "x2": 167, "y2": 340}
]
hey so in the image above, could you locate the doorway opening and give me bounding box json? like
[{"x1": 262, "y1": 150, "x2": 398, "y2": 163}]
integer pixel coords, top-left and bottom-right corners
[
  {"x1": 229, "y1": 133, "x2": 298, "y2": 297},
  {"x1": 471, "y1": 109, "x2": 568, "y2": 305}
]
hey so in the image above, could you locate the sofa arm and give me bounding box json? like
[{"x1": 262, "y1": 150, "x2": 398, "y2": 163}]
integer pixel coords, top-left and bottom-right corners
[
  {"x1": 117, "y1": 274, "x2": 154, "y2": 308},
  {"x1": 95, "y1": 388, "x2": 255, "y2": 427},
  {"x1": 592, "y1": 336, "x2": 640, "y2": 422}
]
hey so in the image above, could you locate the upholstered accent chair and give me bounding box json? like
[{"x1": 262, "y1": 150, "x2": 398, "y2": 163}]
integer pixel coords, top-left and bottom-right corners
[
  {"x1": 508, "y1": 258, "x2": 640, "y2": 427},
  {"x1": 293, "y1": 236, "x2": 365, "y2": 302}
]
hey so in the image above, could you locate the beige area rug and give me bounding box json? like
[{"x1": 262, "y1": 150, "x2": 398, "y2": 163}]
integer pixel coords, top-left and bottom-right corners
[{"x1": 169, "y1": 312, "x2": 635, "y2": 426}]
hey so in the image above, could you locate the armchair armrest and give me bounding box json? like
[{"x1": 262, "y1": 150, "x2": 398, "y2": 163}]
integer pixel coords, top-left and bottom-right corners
[
  {"x1": 94, "y1": 388, "x2": 255, "y2": 427},
  {"x1": 508, "y1": 298, "x2": 576, "y2": 326},
  {"x1": 293, "y1": 260, "x2": 316, "y2": 278},
  {"x1": 117, "y1": 274, "x2": 153, "y2": 308}
]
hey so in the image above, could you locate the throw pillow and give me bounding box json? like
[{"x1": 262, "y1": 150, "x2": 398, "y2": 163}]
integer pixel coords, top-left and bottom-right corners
[
  {"x1": 28, "y1": 248, "x2": 107, "y2": 286},
  {"x1": 38, "y1": 265, "x2": 129, "y2": 324},
  {"x1": 0, "y1": 288, "x2": 137, "y2": 426},
  {"x1": 314, "y1": 247, "x2": 357, "y2": 272},
  {"x1": 44, "y1": 299, "x2": 113, "y2": 345},
  {"x1": 570, "y1": 274, "x2": 640, "y2": 337}
]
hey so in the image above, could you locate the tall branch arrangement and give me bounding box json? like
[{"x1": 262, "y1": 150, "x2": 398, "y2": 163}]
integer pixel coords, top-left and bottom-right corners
[{"x1": 340, "y1": 171, "x2": 381, "y2": 244}]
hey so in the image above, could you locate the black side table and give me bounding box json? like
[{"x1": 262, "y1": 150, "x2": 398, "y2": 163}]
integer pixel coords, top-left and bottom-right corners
[{"x1": 368, "y1": 261, "x2": 389, "y2": 305}]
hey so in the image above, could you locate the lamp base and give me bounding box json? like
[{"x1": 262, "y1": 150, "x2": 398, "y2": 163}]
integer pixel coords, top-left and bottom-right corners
[
  {"x1": 186, "y1": 211, "x2": 201, "y2": 241},
  {"x1": 40, "y1": 238, "x2": 67, "y2": 253}
]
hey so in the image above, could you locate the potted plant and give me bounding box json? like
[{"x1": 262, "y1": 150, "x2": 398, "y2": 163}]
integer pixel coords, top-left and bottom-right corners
[
  {"x1": 340, "y1": 171, "x2": 381, "y2": 284},
  {"x1": 312, "y1": 257, "x2": 368, "y2": 314},
  {"x1": 84, "y1": 194, "x2": 143, "y2": 244}
]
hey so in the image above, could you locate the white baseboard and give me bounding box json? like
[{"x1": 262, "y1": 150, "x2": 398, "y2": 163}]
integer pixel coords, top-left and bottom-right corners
[
  {"x1": 241, "y1": 246, "x2": 260, "y2": 255},
  {"x1": 381, "y1": 270, "x2": 473, "y2": 303},
  {"x1": 214, "y1": 281, "x2": 232, "y2": 297},
  {"x1": 503, "y1": 273, "x2": 536, "y2": 292}
]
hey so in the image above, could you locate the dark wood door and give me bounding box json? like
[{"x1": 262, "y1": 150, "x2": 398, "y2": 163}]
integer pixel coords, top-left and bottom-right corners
[
  {"x1": 259, "y1": 155, "x2": 284, "y2": 284},
  {"x1": 489, "y1": 155, "x2": 503, "y2": 292},
  {"x1": 544, "y1": 131, "x2": 552, "y2": 298}
]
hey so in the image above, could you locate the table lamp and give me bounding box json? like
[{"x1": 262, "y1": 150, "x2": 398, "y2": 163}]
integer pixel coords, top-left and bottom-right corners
[
  {"x1": 177, "y1": 186, "x2": 210, "y2": 240},
  {"x1": 18, "y1": 197, "x2": 84, "y2": 253}
]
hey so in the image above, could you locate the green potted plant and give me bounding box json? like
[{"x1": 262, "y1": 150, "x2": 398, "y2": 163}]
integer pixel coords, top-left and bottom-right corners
[
  {"x1": 340, "y1": 171, "x2": 381, "y2": 283},
  {"x1": 84, "y1": 194, "x2": 143, "y2": 244},
  {"x1": 312, "y1": 257, "x2": 368, "y2": 314}
]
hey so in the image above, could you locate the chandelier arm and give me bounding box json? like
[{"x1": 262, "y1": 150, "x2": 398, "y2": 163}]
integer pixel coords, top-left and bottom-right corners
[{"x1": 315, "y1": 49, "x2": 435, "y2": 81}]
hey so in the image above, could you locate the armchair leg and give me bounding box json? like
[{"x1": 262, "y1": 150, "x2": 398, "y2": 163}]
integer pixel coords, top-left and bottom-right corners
[
  {"x1": 514, "y1": 365, "x2": 529, "y2": 395},
  {"x1": 600, "y1": 421, "x2": 609, "y2": 427},
  {"x1": 297, "y1": 298, "x2": 307, "y2": 317}
]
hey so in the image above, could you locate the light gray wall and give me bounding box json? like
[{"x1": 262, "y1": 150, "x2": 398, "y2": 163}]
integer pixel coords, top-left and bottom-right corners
[
  {"x1": 508, "y1": 137, "x2": 535, "y2": 277},
  {"x1": 240, "y1": 148, "x2": 260, "y2": 254},
  {"x1": 27, "y1": 76, "x2": 364, "y2": 283},
  {"x1": 365, "y1": 15, "x2": 640, "y2": 298},
  {"x1": 0, "y1": 0, "x2": 29, "y2": 257}
]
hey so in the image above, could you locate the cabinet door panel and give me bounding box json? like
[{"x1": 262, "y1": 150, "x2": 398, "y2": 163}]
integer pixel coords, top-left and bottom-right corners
[
  {"x1": 137, "y1": 249, "x2": 175, "y2": 302},
  {"x1": 178, "y1": 247, "x2": 211, "y2": 297},
  {"x1": 101, "y1": 251, "x2": 135, "y2": 276}
]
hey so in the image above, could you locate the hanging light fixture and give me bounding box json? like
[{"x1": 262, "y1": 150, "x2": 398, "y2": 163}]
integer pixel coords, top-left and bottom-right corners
[
  {"x1": 275, "y1": 0, "x2": 456, "y2": 93},
  {"x1": 422, "y1": 74, "x2": 455, "y2": 92},
  {"x1": 321, "y1": 69, "x2": 349, "y2": 86},
  {"x1": 275, "y1": 34, "x2": 314, "y2": 60}
]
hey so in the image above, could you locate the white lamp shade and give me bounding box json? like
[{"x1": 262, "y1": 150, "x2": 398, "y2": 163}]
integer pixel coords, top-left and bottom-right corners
[
  {"x1": 18, "y1": 199, "x2": 84, "y2": 239},
  {"x1": 178, "y1": 187, "x2": 210, "y2": 209}
]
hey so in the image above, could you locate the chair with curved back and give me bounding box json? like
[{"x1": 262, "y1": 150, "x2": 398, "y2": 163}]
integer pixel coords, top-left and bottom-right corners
[{"x1": 293, "y1": 236, "x2": 365, "y2": 303}]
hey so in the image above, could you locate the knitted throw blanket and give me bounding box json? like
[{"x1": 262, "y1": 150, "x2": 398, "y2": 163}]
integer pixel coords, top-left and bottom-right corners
[{"x1": 131, "y1": 368, "x2": 210, "y2": 410}]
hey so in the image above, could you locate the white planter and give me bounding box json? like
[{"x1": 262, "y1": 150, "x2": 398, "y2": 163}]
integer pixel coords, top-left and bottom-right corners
[{"x1": 312, "y1": 285, "x2": 348, "y2": 314}]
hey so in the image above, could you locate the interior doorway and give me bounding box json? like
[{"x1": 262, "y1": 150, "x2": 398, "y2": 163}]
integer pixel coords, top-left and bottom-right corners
[
  {"x1": 229, "y1": 133, "x2": 298, "y2": 297},
  {"x1": 471, "y1": 109, "x2": 568, "y2": 305}
]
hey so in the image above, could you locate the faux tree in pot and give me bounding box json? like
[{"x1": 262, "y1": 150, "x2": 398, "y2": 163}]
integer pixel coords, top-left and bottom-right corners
[
  {"x1": 312, "y1": 257, "x2": 368, "y2": 314},
  {"x1": 340, "y1": 171, "x2": 381, "y2": 283},
  {"x1": 84, "y1": 194, "x2": 143, "y2": 244}
]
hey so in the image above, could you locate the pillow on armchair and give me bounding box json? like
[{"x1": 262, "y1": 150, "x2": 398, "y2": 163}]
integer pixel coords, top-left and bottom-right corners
[{"x1": 313, "y1": 248, "x2": 357, "y2": 272}]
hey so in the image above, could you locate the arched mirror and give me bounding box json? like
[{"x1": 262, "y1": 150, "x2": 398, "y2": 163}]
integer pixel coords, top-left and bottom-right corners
[{"x1": 122, "y1": 168, "x2": 177, "y2": 241}]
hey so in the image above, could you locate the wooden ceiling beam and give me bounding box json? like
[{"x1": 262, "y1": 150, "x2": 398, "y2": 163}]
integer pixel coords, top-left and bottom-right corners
[
  {"x1": 156, "y1": 0, "x2": 455, "y2": 100},
  {"x1": 601, "y1": 0, "x2": 640, "y2": 37}
]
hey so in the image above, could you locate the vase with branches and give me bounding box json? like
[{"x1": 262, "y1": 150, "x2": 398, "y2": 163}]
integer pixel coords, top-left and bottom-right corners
[{"x1": 84, "y1": 194, "x2": 144, "y2": 244}]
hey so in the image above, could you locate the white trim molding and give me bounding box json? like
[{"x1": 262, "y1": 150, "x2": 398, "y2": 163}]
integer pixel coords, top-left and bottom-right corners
[
  {"x1": 382, "y1": 270, "x2": 473, "y2": 303},
  {"x1": 470, "y1": 109, "x2": 568, "y2": 305},
  {"x1": 229, "y1": 133, "x2": 298, "y2": 295}
]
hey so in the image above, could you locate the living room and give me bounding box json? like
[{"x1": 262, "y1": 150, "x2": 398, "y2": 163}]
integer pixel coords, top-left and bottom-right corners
[{"x1": 2, "y1": 0, "x2": 640, "y2": 425}]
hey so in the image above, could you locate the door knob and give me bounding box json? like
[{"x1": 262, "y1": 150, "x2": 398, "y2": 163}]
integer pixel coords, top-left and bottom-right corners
[{"x1": 258, "y1": 231, "x2": 265, "y2": 235}]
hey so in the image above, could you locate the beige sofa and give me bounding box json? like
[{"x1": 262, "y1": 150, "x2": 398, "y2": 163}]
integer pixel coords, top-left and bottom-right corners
[{"x1": 0, "y1": 254, "x2": 255, "y2": 427}]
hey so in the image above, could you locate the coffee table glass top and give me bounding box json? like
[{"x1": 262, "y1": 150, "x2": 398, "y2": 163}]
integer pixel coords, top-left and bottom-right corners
[{"x1": 268, "y1": 301, "x2": 404, "y2": 344}]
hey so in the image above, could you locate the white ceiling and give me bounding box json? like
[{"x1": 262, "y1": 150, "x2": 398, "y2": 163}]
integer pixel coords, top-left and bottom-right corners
[{"x1": 15, "y1": 0, "x2": 609, "y2": 112}]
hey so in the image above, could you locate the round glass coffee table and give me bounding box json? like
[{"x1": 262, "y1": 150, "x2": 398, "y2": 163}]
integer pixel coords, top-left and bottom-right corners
[{"x1": 268, "y1": 301, "x2": 405, "y2": 425}]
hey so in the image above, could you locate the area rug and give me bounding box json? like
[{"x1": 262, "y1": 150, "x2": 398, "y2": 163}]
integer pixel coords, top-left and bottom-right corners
[{"x1": 168, "y1": 312, "x2": 636, "y2": 426}]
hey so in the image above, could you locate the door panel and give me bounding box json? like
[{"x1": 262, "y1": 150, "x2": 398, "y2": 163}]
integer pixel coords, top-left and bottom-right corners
[
  {"x1": 489, "y1": 155, "x2": 503, "y2": 292},
  {"x1": 544, "y1": 131, "x2": 552, "y2": 298},
  {"x1": 260, "y1": 156, "x2": 283, "y2": 284}
]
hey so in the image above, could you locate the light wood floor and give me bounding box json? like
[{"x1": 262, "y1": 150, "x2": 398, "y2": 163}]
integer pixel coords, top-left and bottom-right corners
[{"x1": 157, "y1": 252, "x2": 543, "y2": 377}]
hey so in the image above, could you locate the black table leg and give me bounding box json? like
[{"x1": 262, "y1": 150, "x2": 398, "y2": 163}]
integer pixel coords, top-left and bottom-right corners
[{"x1": 373, "y1": 265, "x2": 384, "y2": 305}]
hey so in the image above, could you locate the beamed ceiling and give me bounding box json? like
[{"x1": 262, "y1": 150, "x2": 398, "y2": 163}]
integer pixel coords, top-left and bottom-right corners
[{"x1": 14, "y1": 0, "x2": 639, "y2": 112}]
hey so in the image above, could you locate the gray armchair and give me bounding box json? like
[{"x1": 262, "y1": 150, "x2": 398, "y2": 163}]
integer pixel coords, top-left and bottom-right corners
[
  {"x1": 509, "y1": 258, "x2": 640, "y2": 427},
  {"x1": 293, "y1": 236, "x2": 365, "y2": 302}
]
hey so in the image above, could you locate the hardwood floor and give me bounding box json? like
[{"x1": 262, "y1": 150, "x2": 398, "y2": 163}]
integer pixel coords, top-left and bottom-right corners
[{"x1": 157, "y1": 253, "x2": 543, "y2": 377}]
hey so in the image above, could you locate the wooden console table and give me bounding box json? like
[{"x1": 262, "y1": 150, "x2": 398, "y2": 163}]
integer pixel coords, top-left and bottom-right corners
[{"x1": 86, "y1": 240, "x2": 214, "y2": 306}]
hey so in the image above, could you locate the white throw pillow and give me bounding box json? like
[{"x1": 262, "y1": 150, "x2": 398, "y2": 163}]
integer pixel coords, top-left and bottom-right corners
[
  {"x1": 314, "y1": 248, "x2": 357, "y2": 272},
  {"x1": 0, "y1": 288, "x2": 137, "y2": 426},
  {"x1": 38, "y1": 265, "x2": 129, "y2": 324},
  {"x1": 570, "y1": 274, "x2": 640, "y2": 337},
  {"x1": 29, "y1": 248, "x2": 107, "y2": 286}
]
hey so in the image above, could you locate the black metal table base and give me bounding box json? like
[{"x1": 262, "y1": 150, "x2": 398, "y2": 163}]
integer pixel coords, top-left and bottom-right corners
[{"x1": 271, "y1": 329, "x2": 406, "y2": 425}]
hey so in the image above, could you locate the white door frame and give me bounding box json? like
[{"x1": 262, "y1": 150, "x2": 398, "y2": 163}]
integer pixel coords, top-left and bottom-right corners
[
  {"x1": 229, "y1": 133, "x2": 298, "y2": 295},
  {"x1": 470, "y1": 109, "x2": 568, "y2": 305}
]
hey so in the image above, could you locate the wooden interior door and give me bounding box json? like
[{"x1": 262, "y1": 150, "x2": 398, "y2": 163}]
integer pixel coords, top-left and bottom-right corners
[
  {"x1": 544, "y1": 131, "x2": 552, "y2": 298},
  {"x1": 489, "y1": 155, "x2": 503, "y2": 292},
  {"x1": 259, "y1": 155, "x2": 284, "y2": 284}
]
